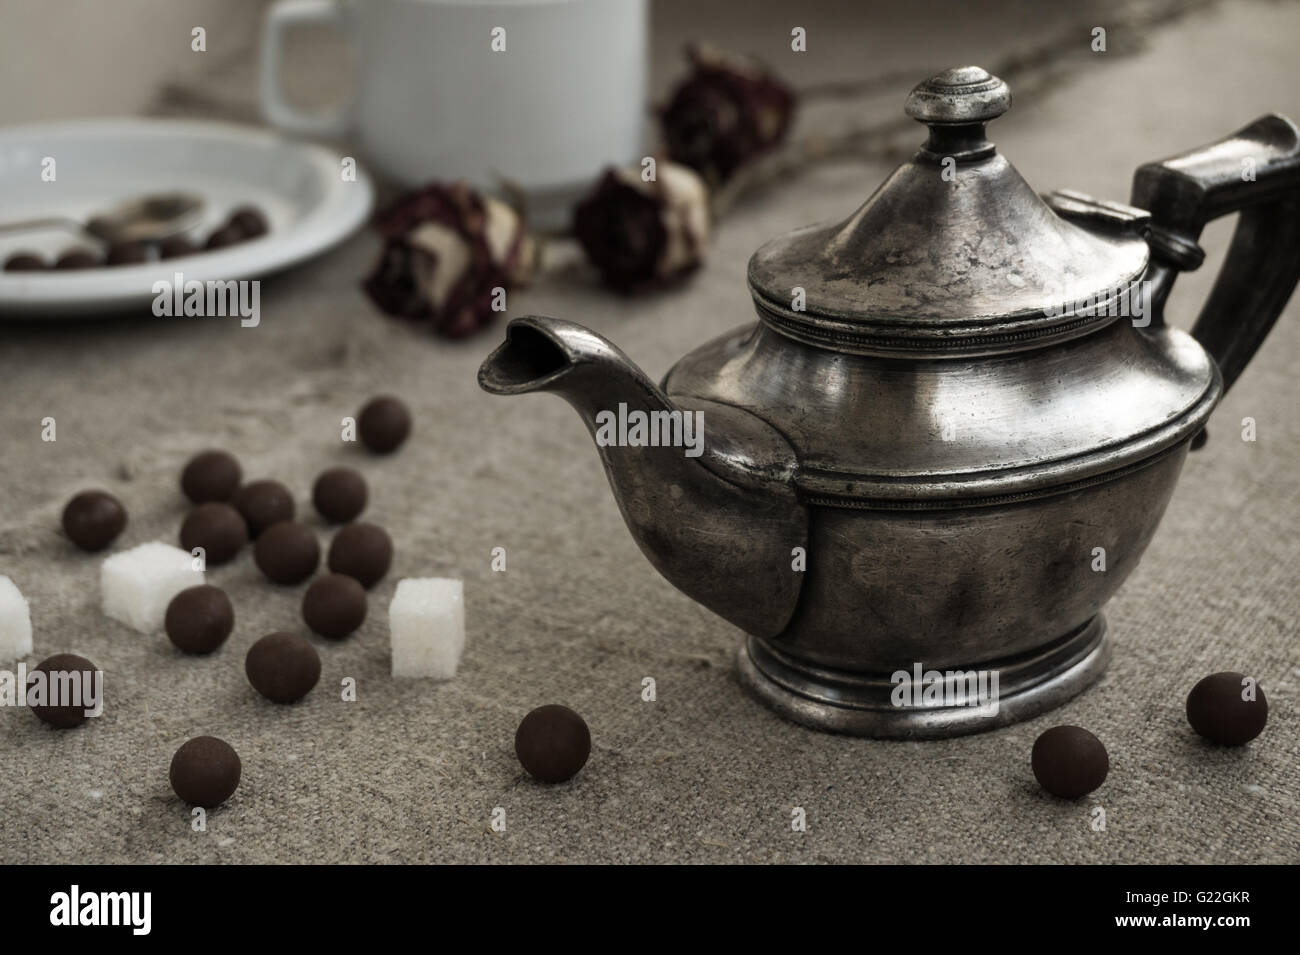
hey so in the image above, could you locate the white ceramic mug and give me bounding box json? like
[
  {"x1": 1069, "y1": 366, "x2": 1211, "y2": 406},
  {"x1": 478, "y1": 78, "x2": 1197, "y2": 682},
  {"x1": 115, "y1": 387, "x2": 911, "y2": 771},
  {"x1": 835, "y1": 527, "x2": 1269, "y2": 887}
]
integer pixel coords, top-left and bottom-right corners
[{"x1": 261, "y1": 0, "x2": 646, "y2": 227}]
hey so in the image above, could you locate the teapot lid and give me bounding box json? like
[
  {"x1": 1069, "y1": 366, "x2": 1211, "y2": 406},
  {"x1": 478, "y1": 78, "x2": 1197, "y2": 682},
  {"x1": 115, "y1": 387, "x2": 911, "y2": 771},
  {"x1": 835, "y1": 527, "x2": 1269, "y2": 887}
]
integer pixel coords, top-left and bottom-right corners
[{"x1": 747, "y1": 67, "x2": 1151, "y2": 357}]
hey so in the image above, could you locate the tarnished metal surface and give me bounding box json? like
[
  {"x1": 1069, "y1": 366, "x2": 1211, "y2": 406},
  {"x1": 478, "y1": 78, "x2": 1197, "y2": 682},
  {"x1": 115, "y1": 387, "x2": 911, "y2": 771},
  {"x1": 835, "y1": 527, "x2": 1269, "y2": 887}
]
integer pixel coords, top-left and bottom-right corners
[
  {"x1": 663, "y1": 319, "x2": 1216, "y2": 500},
  {"x1": 479, "y1": 317, "x2": 808, "y2": 640},
  {"x1": 737, "y1": 618, "x2": 1112, "y2": 739},
  {"x1": 779, "y1": 448, "x2": 1188, "y2": 672},
  {"x1": 747, "y1": 65, "x2": 1150, "y2": 354},
  {"x1": 478, "y1": 66, "x2": 1300, "y2": 737}
]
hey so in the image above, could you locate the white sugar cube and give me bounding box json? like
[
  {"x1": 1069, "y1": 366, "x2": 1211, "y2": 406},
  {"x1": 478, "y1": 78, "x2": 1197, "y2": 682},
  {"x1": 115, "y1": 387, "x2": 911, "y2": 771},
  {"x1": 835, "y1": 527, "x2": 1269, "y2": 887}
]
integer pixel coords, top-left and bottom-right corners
[
  {"x1": 389, "y1": 578, "x2": 464, "y2": 679},
  {"x1": 0, "y1": 575, "x2": 33, "y2": 662},
  {"x1": 101, "y1": 542, "x2": 205, "y2": 634}
]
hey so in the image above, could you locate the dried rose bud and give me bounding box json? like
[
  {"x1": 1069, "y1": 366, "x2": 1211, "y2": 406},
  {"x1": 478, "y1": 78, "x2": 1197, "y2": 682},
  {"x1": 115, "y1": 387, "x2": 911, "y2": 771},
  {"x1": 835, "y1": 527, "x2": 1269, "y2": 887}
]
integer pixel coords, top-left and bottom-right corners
[
  {"x1": 661, "y1": 44, "x2": 796, "y2": 187},
  {"x1": 572, "y1": 161, "x2": 710, "y2": 293},
  {"x1": 363, "y1": 182, "x2": 535, "y2": 339}
]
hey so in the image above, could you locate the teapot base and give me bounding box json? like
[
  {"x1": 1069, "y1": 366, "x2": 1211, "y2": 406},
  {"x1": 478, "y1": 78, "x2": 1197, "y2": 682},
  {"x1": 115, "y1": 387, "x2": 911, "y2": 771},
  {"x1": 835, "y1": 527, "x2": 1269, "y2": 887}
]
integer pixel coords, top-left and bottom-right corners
[{"x1": 735, "y1": 616, "x2": 1109, "y2": 739}]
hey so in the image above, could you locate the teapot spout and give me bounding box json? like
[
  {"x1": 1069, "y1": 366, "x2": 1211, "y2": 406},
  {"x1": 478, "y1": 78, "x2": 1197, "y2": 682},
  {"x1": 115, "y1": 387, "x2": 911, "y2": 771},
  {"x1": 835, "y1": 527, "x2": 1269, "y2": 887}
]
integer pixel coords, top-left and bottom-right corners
[
  {"x1": 478, "y1": 315, "x2": 659, "y2": 406},
  {"x1": 479, "y1": 316, "x2": 808, "y2": 639}
]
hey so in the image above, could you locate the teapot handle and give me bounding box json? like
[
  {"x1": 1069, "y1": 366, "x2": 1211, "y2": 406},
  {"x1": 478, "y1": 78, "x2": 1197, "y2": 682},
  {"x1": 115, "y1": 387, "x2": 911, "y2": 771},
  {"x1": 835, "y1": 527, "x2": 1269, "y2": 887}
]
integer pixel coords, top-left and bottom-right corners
[{"x1": 1131, "y1": 114, "x2": 1300, "y2": 449}]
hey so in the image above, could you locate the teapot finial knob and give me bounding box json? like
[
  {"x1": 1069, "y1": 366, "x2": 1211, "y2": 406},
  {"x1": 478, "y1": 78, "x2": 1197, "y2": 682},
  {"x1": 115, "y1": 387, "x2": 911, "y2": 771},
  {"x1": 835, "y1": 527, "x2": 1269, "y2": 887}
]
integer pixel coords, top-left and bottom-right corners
[{"x1": 905, "y1": 66, "x2": 1011, "y2": 126}]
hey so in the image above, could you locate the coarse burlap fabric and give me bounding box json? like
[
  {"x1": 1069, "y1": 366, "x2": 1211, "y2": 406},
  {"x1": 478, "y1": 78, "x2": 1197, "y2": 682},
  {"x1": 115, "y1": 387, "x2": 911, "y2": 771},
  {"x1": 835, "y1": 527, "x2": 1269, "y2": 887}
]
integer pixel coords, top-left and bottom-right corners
[{"x1": 1, "y1": 0, "x2": 1296, "y2": 863}]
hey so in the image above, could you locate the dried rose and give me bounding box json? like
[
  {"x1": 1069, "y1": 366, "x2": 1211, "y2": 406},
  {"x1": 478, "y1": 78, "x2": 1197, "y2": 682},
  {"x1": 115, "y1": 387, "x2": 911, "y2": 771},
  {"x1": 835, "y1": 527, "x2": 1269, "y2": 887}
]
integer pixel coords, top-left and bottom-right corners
[
  {"x1": 572, "y1": 161, "x2": 710, "y2": 293},
  {"x1": 363, "y1": 182, "x2": 535, "y2": 339},
  {"x1": 660, "y1": 44, "x2": 796, "y2": 188}
]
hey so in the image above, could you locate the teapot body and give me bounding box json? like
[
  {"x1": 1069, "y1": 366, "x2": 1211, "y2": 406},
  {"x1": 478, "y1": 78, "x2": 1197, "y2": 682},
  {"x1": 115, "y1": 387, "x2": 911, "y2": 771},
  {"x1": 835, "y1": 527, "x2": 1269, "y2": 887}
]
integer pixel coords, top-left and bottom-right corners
[
  {"x1": 481, "y1": 66, "x2": 1300, "y2": 738},
  {"x1": 662, "y1": 314, "x2": 1218, "y2": 735}
]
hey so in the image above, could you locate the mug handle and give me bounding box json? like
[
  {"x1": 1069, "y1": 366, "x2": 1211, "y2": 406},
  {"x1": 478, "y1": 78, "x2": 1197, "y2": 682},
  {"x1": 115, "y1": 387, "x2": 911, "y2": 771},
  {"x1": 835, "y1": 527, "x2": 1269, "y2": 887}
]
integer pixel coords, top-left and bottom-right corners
[
  {"x1": 260, "y1": 0, "x2": 356, "y2": 137},
  {"x1": 1130, "y1": 114, "x2": 1300, "y2": 448}
]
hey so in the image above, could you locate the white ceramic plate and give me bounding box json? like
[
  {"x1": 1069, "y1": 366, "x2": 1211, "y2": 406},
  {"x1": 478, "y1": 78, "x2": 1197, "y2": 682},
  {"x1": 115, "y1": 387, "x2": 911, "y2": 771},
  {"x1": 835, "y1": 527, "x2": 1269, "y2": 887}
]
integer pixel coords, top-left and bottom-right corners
[{"x1": 0, "y1": 119, "x2": 373, "y2": 317}]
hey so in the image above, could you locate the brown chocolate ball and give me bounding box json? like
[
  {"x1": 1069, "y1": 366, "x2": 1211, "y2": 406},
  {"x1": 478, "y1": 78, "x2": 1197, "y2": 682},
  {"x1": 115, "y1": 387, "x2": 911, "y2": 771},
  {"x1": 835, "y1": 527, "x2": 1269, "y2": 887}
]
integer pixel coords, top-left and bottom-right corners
[
  {"x1": 327, "y1": 522, "x2": 392, "y2": 588},
  {"x1": 515, "y1": 705, "x2": 591, "y2": 783},
  {"x1": 179, "y1": 502, "x2": 248, "y2": 566},
  {"x1": 4, "y1": 252, "x2": 46, "y2": 271},
  {"x1": 232, "y1": 479, "x2": 295, "y2": 538},
  {"x1": 28, "y1": 653, "x2": 99, "y2": 729},
  {"x1": 1186, "y1": 671, "x2": 1268, "y2": 745},
  {"x1": 245, "y1": 631, "x2": 321, "y2": 703},
  {"x1": 254, "y1": 521, "x2": 320, "y2": 585},
  {"x1": 302, "y1": 573, "x2": 367, "y2": 639},
  {"x1": 181, "y1": 449, "x2": 242, "y2": 503},
  {"x1": 312, "y1": 467, "x2": 367, "y2": 523},
  {"x1": 165, "y1": 585, "x2": 235, "y2": 654},
  {"x1": 54, "y1": 249, "x2": 100, "y2": 270},
  {"x1": 61, "y1": 489, "x2": 127, "y2": 552},
  {"x1": 159, "y1": 234, "x2": 198, "y2": 259},
  {"x1": 105, "y1": 241, "x2": 148, "y2": 266},
  {"x1": 205, "y1": 225, "x2": 244, "y2": 250},
  {"x1": 229, "y1": 206, "x2": 269, "y2": 239},
  {"x1": 169, "y1": 736, "x2": 241, "y2": 807},
  {"x1": 1031, "y1": 725, "x2": 1109, "y2": 799},
  {"x1": 358, "y1": 396, "x2": 411, "y2": 454}
]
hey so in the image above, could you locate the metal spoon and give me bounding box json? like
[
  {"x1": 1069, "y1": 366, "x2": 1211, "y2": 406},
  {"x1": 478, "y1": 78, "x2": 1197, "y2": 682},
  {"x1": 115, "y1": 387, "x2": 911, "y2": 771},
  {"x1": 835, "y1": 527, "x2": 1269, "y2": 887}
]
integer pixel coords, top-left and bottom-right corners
[{"x1": 0, "y1": 192, "x2": 205, "y2": 245}]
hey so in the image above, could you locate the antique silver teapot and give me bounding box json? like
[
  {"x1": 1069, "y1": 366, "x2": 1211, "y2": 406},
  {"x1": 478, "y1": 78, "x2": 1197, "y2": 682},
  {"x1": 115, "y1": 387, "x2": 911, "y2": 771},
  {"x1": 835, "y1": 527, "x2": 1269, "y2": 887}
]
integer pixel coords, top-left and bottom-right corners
[{"x1": 479, "y1": 67, "x2": 1300, "y2": 737}]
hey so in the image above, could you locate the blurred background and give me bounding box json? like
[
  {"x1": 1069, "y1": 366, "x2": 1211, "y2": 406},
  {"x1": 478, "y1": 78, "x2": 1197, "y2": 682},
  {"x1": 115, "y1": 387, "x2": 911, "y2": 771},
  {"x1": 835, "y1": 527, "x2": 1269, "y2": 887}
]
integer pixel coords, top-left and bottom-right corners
[
  {"x1": 2, "y1": 0, "x2": 1213, "y2": 121},
  {"x1": 3, "y1": 0, "x2": 1298, "y2": 254}
]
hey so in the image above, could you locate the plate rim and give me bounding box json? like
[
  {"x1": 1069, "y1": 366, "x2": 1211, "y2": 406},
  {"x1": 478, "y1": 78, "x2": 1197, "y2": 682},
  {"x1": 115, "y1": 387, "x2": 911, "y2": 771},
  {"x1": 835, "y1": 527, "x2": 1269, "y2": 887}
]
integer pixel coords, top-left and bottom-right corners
[{"x1": 0, "y1": 117, "x2": 375, "y2": 317}]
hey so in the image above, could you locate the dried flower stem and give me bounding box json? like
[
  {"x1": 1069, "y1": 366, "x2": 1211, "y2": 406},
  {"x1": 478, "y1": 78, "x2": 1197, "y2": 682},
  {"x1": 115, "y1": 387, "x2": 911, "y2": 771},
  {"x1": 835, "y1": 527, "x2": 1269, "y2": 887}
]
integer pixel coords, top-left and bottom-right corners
[{"x1": 711, "y1": 0, "x2": 1219, "y2": 217}]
